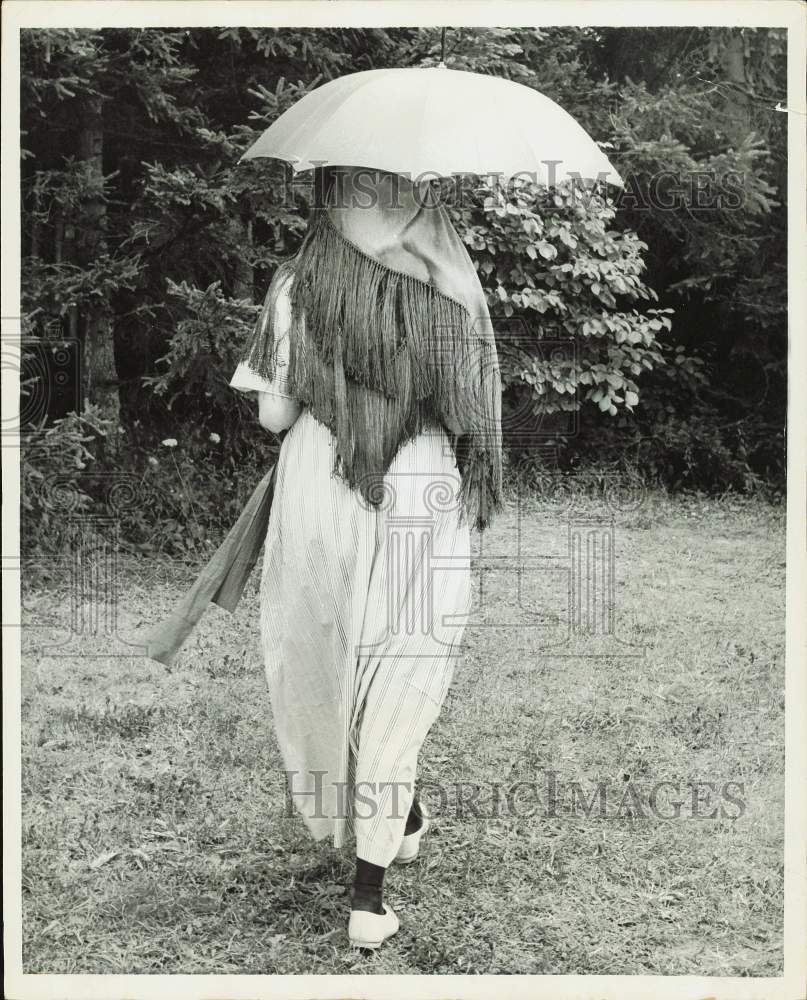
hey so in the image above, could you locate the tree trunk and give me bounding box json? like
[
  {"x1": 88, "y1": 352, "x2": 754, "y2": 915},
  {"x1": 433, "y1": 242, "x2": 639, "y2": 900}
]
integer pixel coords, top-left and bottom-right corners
[
  {"x1": 231, "y1": 218, "x2": 255, "y2": 300},
  {"x1": 721, "y1": 29, "x2": 752, "y2": 145},
  {"x1": 77, "y1": 91, "x2": 120, "y2": 446},
  {"x1": 63, "y1": 223, "x2": 80, "y2": 342},
  {"x1": 30, "y1": 185, "x2": 40, "y2": 259}
]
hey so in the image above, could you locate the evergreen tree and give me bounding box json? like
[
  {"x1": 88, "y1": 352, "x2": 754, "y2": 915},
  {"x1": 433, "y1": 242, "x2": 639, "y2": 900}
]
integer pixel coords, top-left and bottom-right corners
[{"x1": 20, "y1": 25, "x2": 787, "y2": 515}]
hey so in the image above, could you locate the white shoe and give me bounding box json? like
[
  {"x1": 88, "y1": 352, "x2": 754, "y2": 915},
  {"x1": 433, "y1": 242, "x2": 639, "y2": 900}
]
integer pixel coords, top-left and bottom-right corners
[
  {"x1": 348, "y1": 904, "x2": 400, "y2": 950},
  {"x1": 394, "y1": 802, "x2": 430, "y2": 864}
]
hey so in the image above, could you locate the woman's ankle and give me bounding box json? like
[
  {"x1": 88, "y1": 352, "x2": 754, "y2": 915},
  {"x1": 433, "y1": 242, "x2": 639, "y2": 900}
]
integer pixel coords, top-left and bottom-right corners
[
  {"x1": 351, "y1": 882, "x2": 384, "y2": 914},
  {"x1": 352, "y1": 857, "x2": 386, "y2": 914},
  {"x1": 404, "y1": 796, "x2": 423, "y2": 836}
]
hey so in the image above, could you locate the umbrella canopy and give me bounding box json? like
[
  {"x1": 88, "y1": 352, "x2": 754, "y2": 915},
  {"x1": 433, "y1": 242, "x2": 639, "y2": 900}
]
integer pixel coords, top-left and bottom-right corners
[{"x1": 240, "y1": 66, "x2": 623, "y2": 187}]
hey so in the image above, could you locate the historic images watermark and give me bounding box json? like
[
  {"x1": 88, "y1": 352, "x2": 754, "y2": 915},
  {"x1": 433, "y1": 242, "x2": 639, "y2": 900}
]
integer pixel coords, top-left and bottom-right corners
[
  {"x1": 281, "y1": 770, "x2": 747, "y2": 822},
  {"x1": 273, "y1": 160, "x2": 752, "y2": 215}
]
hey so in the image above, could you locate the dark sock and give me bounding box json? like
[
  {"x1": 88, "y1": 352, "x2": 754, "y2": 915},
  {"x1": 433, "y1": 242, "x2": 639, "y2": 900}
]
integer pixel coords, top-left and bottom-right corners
[
  {"x1": 352, "y1": 857, "x2": 385, "y2": 915},
  {"x1": 404, "y1": 796, "x2": 423, "y2": 836}
]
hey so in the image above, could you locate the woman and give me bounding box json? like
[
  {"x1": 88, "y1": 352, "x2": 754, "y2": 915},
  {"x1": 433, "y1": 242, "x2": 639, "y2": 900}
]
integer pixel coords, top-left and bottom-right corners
[{"x1": 230, "y1": 165, "x2": 502, "y2": 949}]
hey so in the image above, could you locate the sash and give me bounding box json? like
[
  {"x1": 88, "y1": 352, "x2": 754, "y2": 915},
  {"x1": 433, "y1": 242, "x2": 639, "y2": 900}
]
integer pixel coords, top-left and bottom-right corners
[{"x1": 143, "y1": 461, "x2": 278, "y2": 666}]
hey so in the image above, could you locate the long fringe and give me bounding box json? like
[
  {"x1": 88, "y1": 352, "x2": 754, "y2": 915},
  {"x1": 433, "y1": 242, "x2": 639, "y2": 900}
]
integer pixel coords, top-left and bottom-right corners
[{"x1": 242, "y1": 210, "x2": 503, "y2": 531}]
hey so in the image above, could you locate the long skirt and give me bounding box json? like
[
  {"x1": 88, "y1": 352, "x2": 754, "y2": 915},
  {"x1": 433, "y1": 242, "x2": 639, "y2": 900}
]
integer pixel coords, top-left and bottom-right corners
[{"x1": 259, "y1": 407, "x2": 472, "y2": 867}]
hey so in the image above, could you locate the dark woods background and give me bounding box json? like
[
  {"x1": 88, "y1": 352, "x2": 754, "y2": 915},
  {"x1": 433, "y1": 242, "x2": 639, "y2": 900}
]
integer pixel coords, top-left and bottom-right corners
[{"x1": 19, "y1": 27, "x2": 787, "y2": 558}]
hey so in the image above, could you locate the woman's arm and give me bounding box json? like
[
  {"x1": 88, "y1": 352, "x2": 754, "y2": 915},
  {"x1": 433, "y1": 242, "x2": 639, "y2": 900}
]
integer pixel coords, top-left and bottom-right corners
[
  {"x1": 231, "y1": 271, "x2": 303, "y2": 433},
  {"x1": 258, "y1": 391, "x2": 302, "y2": 433}
]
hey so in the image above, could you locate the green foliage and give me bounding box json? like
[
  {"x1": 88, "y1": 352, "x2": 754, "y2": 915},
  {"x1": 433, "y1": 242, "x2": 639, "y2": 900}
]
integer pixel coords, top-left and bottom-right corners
[
  {"x1": 116, "y1": 427, "x2": 281, "y2": 557},
  {"x1": 19, "y1": 25, "x2": 787, "y2": 558},
  {"x1": 144, "y1": 279, "x2": 257, "y2": 416},
  {"x1": 610, "y1": 75, "x2": 784, "y2": 326},
  {"x1": 599, "y1": 27, "x2": 786, "y2": 488},
  {"x1": 21, "y1": 406, "x2": 112, "y2": 555},
  {"x1": 21, "y1": 403, "x2": 281, "y2": 561},
  {"x1": 449, "y1": 177, "x2": 670, "y2": 441}
]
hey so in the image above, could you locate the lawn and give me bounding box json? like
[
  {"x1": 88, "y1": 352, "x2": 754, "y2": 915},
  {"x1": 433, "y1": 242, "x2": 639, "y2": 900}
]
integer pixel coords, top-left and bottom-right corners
[{"x1": 19, "y1": 489, "x2": 786, "y2": 975}]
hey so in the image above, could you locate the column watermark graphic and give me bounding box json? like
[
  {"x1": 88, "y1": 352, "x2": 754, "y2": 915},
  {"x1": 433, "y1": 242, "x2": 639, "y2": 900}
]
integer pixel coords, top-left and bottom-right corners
[
  {"x1": 354, "y1": 471, "x2": 471, "y2": 658},
  {"x1": 2, "y1": 321, "x2": 80, "y2": 446},
  {"x1": 5, "y1": 314, "x2": 153, "y2": 658},
  {"x1": 38, "y1": 473, "x2": 149, "y2": 658},
  {"x1": 467, "y1": 475, "x2": 646, "y2": 658}
]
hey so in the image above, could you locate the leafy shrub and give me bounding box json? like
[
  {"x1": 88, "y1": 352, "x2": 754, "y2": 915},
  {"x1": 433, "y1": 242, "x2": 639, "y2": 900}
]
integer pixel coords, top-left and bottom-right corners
[
  {"x1": 119, "y1": 424, "x2": 280, "y2": 557},
  {"x1": 21, "y1": 406, "x2": 111, "y2": 556},
  {"x1": 18, "y1": 24, "x2": 786, "y2": 541},
  {"x1": 446, "y1": 176, "x2": 672, "y2": 452},
  {"x1": 22, "y1": 404, "x2": 282, "y2": 562},
  {"x1": 142, "y1": 277, "x2": 260, "y2": 425}
]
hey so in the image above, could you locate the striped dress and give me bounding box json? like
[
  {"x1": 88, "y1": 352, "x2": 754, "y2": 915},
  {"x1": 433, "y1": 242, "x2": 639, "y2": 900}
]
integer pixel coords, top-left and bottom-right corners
[{"x1": 231, "y1": 277, "x2": 472, "y2": 867}]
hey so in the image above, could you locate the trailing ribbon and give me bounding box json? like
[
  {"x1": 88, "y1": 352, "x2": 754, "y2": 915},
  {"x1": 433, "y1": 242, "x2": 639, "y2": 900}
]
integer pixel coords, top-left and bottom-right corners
[{"x1": 143, "y1": 461, "x2": 278, "y2": 666}]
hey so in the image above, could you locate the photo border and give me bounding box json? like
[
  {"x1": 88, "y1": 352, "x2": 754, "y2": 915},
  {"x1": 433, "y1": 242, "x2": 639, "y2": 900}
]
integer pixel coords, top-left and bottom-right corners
[{"x1": 3, "y1": 2, "x2": 805, "y2": 998}]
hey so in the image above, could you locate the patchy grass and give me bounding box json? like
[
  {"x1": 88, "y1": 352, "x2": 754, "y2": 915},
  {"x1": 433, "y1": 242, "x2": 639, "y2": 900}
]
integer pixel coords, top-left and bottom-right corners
[{"x1": 20, "y1": 491, "x2": 785, "y2": 974}]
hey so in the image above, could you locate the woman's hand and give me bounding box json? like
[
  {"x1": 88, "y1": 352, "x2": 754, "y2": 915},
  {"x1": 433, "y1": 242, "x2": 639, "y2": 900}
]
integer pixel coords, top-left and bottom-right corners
[{"x1": 258, "y1": 391, "x2": 302, "y2": 433}]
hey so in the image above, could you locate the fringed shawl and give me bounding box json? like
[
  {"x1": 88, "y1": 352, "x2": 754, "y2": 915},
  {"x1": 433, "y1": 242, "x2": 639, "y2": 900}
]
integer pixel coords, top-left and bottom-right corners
[{"x1": 242, "y1": 204, "x2": 503, "y2": 530}]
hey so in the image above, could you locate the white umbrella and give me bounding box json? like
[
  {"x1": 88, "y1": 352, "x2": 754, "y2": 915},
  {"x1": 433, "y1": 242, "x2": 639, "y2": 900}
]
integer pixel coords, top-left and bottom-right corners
[{"x1": 240, "y1": 66, "x2": 623, "y2": 187}]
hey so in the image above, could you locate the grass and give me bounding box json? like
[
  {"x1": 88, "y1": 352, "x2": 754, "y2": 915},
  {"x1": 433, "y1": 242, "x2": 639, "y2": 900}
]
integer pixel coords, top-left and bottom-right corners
[{"x1": 19, "y1": 490, "x2": 785, "y2": 975}]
